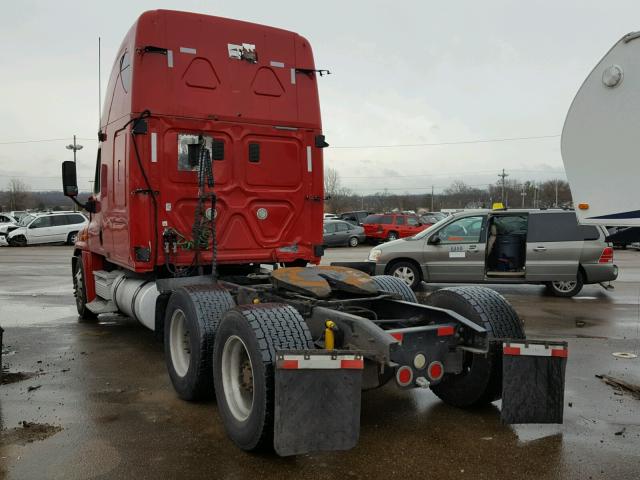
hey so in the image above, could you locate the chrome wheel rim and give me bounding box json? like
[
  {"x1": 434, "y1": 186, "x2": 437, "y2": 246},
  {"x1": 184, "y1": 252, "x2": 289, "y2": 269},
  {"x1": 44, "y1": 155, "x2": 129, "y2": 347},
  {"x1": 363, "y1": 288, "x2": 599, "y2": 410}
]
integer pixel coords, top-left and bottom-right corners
[
  {"x1": 552, "y1": 280, "x2": 577, "y2": 293},
  {"x1": 393, "y1": 266, "x2": 415, "y2": 286},
  {"x1": 169, "y1": 309, "x2": 191, "y2": 377},
  {"x1": 221, "y1": 335, "x2": 254, "y2": 421},
  {"x1": 349, "y1": 237, "x2": 358, "y2": 247}
]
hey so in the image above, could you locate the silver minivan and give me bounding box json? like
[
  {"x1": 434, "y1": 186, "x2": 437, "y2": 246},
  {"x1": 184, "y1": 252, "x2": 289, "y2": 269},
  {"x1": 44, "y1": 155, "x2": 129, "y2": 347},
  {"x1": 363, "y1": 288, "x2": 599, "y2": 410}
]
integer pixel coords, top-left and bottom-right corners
[{"x1": 368, "y1": 209, "x2": 617, "y2": 297}]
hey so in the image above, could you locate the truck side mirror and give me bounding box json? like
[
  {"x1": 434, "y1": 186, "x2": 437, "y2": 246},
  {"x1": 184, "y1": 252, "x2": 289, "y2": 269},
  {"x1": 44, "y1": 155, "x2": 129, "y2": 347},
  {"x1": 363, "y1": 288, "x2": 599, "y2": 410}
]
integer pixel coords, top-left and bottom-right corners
[
  {"x1": 62, "y1": 161, "x2": 79, "y2": 197},
  {"x1": 428, "y1": 234, "x2": 441, "y2": 245}
]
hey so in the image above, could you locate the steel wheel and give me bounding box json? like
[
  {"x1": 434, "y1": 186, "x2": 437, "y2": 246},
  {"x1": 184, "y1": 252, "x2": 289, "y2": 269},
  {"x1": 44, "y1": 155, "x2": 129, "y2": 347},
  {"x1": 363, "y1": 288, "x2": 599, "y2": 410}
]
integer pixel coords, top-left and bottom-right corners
[
  {"x1": 221, "y1": 335, "x2": 254, "y2": 422},
  {"x1": 348, "y1": 236, "x2": 359, "y2": 247},
  {"x1": 393, "y1": 266, "x2": 415, "y2": 287},
  {"x1": 169, "y1": 309, "x2": 191, "y2": 377}
]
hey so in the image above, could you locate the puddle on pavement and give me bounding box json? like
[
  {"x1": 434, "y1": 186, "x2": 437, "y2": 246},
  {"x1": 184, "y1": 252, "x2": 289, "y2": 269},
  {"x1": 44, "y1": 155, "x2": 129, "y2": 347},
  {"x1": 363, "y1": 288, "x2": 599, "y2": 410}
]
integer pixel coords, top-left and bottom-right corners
[
  {"x1": 0, "y1": 303, "x2": 77, "y2": 327},
  {"x1": 0, "y1": 421, "x2": 63, "y2": 446}
]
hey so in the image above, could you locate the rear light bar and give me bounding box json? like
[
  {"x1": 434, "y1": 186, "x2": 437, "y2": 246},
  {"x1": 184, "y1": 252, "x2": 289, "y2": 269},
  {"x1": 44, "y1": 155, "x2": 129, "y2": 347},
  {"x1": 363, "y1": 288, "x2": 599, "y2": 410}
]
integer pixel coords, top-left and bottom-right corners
[{"x1": 599, "y1": 247, "x2": 614, "y2": 263}]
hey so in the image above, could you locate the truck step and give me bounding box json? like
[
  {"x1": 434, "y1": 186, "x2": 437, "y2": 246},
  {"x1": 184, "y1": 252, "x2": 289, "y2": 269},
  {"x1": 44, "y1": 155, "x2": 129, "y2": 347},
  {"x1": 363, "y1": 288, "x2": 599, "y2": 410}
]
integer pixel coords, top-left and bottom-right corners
[{"x1": 86, "y1": 299, "x2": 118, "y2": 314}]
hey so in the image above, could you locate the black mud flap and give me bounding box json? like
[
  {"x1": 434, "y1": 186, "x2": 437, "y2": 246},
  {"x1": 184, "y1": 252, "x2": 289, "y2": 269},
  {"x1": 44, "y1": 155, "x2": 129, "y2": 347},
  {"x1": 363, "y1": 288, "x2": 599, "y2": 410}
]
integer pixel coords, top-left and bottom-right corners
[
  {"x1": 274, "y1": 350, "x2": 363, "y2": 456},
  {"x1": 501, "y1": 340, "x2": 568, "y2": 424}
]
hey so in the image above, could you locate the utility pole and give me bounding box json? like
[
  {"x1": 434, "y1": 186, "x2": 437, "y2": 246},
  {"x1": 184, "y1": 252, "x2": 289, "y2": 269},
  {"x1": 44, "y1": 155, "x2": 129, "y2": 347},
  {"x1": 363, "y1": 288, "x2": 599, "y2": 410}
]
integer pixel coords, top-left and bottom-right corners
[
  {"x1": 554, "y1": 179, "x2": 559, "y2": 208},
  {"x1": 66, "y1": 135, "x2": 83, "y2": 211},
  {"x1": 431, "y1": 185, "x2": 434, "y2": 211},
  {"x1": 498, "y1": 169, "x2": 508, "y2": 205},
  {"x1": 520, "y1": 184, "x2": 526, "y2": 208}
]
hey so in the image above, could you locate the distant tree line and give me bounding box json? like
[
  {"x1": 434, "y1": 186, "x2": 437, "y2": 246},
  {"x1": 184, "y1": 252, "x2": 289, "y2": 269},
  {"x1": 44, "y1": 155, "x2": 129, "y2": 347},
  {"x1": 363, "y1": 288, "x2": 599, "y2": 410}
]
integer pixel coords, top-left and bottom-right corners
[
  {"x1": 324, "y1": 167, "x2": 572, "y2": 214},
  {"x1": 0, "y1": 179, "x2": 89, "y2": 212}
]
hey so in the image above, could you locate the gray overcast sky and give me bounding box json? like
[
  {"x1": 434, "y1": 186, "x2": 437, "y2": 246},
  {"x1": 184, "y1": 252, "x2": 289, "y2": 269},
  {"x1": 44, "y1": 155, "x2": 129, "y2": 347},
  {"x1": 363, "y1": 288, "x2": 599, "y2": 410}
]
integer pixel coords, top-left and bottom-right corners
[{"x1": 0, "y1": 0, "x2": 638, "y2": 193}]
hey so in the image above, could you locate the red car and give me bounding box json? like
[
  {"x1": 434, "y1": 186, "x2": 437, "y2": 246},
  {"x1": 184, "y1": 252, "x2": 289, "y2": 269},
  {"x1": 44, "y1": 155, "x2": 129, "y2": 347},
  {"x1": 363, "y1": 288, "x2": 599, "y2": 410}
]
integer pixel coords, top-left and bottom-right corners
[{"x1": 363, "y1": 213, "x2": 430, "y2": 242}]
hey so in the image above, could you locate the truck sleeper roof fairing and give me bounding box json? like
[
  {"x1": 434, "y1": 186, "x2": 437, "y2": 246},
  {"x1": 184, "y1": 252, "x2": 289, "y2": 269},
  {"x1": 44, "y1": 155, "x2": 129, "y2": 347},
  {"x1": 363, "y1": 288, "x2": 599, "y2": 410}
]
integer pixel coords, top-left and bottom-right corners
[
  {"x1": 562, "y1": 32, "x2": 640, "y2": 226},
  {"x1": 96, "y1": 10, "x2": 325, "y2": 272}
]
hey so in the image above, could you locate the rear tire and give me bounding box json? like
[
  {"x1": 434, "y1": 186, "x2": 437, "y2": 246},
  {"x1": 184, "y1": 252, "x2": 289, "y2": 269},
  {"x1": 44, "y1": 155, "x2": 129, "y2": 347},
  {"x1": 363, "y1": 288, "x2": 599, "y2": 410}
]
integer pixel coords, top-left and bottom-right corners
[
  {"x1": 213, "y1": 304, "x2": 313, "y2": 451},
  {"x1": 387, "y1": 231, "x2": 398, "y2": 241},
  {"x1": 545, "y1": 271, "x2": 584, "y2": 297},
  {"x1": 72, "y1": 256, "x2": 98, "y2": 321},
  {"x1": 348, "y1": 236, "x2": 359, "y2": 247},
  {"x1": 372, "y1": 275, "x2": 418, "y2": 303},
  {"x1": 67, "y1": 231, "x2": 78, "y2": 245},
  {"x1": 164, "y1": 285, "x2": 235, "y2": 401},
  {"x1": 425, "y1": 286, "x2": 525, "y2": 407}
]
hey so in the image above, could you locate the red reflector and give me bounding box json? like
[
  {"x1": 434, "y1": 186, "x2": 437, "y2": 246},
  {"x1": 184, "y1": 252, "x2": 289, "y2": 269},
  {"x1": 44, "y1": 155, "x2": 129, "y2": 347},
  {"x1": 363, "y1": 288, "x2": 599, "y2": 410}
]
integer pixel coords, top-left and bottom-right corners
[
  {"x1": 551, "y1": 348, "x2": 568, "y2": 358},
  {"x1": 428, "y1": 361, "x2": 444, "y2": 381},
  {"x1": 599, "y1": 247, "x2": 614, "y2": 263},
  {"x1": 437, "y1": 326, "x2": 455, "y2": 337},
  {"x1": 397, "y1": 366, "x2": 413, "y2": 386},
  {"x1": 340, "y1": 359, "x2": 364, "y2": 369},
  {"x1": 280, "y1": 359, "x2": 299, "y2": 369},
  {"x1": 503, "y1": 346, "x2": 521, "y2": 356},
  {"x1": 390, "y1": 332, "x2": 403, "y2": 343}
]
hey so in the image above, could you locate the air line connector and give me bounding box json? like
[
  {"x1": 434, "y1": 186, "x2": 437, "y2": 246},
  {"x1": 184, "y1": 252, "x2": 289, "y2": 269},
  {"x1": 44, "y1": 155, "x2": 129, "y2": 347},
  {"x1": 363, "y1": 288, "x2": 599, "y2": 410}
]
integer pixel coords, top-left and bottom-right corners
[{"x1": 324, "y1": 320, "x2": 337, "y2": 350}]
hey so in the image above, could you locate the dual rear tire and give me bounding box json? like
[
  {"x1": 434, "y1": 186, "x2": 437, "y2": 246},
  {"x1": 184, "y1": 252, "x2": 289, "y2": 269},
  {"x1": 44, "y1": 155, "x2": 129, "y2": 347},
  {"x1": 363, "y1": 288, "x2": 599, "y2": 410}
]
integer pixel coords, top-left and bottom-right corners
[{"x1": 164, "y1": 292, "x2": 313, "y2": 451}]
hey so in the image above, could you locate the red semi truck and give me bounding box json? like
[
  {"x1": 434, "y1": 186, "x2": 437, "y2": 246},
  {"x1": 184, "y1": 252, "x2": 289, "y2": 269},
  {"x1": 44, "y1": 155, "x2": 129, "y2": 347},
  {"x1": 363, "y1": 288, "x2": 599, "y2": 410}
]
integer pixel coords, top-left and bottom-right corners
[{"x1": 62, "y1": 10, "x2": 567, "y2": 456}]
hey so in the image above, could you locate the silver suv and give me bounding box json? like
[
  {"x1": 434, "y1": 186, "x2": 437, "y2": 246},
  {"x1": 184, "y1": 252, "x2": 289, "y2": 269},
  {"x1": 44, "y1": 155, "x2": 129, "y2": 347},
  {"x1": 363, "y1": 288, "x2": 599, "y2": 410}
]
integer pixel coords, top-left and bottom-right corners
[{"x1": 368, "y1": 209, "x2": 617, "y2": 297}]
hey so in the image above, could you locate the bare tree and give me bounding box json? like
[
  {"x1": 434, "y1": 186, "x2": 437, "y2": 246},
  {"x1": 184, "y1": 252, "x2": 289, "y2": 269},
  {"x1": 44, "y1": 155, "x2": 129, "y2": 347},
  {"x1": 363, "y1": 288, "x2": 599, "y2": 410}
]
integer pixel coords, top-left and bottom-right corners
[
  {"x1": 7, "y1": 179, "x2": 33, "y2": 210},
  {"x1": 324, "y1": 167, "x2": 352, "y2": 213}
]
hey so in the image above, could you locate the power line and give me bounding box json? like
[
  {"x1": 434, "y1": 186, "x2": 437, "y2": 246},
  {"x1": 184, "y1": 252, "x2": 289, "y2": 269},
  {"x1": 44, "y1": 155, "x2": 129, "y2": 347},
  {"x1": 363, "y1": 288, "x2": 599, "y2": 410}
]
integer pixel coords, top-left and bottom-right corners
[
  {"x1": 331, "y1": 134, "x2": 560, "y2": 149},
  {"x1": 341, "y1": 168, "x2": 566, "y2": 180},
  {"x1": 0, "y1": 137, "x2": 96, "y2": 145}
]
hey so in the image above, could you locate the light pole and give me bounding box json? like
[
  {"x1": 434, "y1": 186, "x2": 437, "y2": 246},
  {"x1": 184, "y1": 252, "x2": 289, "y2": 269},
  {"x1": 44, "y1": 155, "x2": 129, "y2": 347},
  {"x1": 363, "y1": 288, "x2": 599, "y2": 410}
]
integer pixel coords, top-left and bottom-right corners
[{"x1": 66, "y1": 135, "x2": 83, "y2": 210}]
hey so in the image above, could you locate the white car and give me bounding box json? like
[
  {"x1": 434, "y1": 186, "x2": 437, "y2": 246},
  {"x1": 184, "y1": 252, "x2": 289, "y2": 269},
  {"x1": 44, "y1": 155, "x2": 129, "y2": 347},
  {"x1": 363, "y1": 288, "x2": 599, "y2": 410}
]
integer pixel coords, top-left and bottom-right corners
[
  {"x1": 6, "y1": 212, "x2": 88, "y2": 246},
  {"x1": 0, "y1": 213, "x2": 17, "y2": 226}
]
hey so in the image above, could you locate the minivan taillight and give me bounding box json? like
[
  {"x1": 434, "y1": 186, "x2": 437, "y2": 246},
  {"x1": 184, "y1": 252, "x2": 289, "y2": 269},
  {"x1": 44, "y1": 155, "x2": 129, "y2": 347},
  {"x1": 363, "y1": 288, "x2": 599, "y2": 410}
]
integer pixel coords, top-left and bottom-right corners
[{"x1": 599, "y1": 247, "x2": 614, "y2": 263}]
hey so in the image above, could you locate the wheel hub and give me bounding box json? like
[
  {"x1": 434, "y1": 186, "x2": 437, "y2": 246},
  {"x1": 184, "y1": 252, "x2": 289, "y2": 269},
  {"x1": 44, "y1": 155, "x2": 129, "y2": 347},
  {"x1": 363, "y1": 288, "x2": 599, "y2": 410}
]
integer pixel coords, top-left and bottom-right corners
[{"x1": 221, "y1": 335, "x2": 254, "y2": 421}]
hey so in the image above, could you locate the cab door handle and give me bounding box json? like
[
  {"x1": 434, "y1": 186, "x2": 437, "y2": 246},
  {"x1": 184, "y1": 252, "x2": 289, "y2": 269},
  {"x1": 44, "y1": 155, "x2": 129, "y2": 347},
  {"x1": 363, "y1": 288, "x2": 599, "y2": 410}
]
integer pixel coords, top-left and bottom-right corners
[
  {"x1": 467, "y1": 245, "x2": 479, "y2": 252},
  {"x1": 533, "y1": 246, "x2": 547, "y2": 252}
]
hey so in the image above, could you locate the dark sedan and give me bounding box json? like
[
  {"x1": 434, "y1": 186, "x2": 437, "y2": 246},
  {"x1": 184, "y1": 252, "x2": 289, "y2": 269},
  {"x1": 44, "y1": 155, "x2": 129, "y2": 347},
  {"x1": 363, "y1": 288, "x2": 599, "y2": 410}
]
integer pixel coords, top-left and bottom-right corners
[{"x1": 323, "y1": 220, "x2": 366, "y2": 247}]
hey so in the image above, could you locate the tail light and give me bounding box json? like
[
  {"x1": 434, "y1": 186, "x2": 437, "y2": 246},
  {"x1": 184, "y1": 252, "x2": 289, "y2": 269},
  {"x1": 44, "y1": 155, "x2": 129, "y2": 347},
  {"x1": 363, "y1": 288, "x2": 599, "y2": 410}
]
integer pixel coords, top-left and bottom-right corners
[{"x1": 599, "y1": 247, "x2": 614, "y2": 263}]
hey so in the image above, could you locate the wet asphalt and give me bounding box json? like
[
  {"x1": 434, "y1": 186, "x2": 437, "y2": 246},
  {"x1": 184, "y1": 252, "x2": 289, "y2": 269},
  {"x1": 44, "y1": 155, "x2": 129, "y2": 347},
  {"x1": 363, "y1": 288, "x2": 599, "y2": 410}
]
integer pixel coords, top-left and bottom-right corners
[{"x1": 1, "y1": 245, "x2": 639, "y2": 479}]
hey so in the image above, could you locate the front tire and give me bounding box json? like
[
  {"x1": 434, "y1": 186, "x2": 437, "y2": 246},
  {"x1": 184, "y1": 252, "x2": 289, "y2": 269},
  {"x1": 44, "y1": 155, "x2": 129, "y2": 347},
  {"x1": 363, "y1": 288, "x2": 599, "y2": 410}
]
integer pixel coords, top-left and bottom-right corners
[
  {"x1": 425, "y1": 286, "x2": 525, "y2": 407},
  {"x1": 164, "y1": 285, "x2": 235, "y2": 401},
  {"x1": 387, "y1": 260, "x2": 421, "y2": 290},
  {"x1": 72, "y1": 256, "x2": 98, "y2": 321},
  {"x1": 546, "y1": 271, "x2": 584, "y2": 297},
  {"x1": 213, "y1": 304, "x2": 313, "y2": 451},
  {"x1": 387, "y1": 231, "x2": 399, "y2": 241},
  {"x1": 9, "y1": 235, "x2": 26, "y2": 247}
]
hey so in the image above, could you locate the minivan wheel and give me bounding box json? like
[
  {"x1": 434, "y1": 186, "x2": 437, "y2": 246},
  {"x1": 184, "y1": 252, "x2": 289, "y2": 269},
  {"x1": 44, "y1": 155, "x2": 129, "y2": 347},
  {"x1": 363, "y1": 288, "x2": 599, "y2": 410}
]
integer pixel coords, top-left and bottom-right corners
[
  {"x1": 388, "y1": 261, "x2": 421, "y2": 290},
  {"x1": 348, "y1": 236, "x2": 359, "y2": 247},
  {"x1": 67, "y1": 231, "x2": 79, "y2": 245},
  {"x1": 546, "y1": 271, "x2": 584, "y2": 297},
  {"x1": 387, "y1": 231, "x2": 399, "y2": 241},
  {"x1": 9, "y1": 235, "x2": 27, "y2": 247}
]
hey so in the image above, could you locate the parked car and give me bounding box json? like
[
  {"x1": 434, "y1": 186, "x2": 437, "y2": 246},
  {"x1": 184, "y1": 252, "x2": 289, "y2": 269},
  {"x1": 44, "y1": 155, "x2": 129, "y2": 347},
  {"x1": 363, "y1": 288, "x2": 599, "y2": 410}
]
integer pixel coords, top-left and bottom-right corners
[
  {"x1": 419, "y1": 211, "x2": 446, "y2": 225},
  {"x1": 323, "y1": 220, "x2": 366, "y2": 247},
  {"x1": 0, "y1": 213, "x2": 17, "y2": 226},
  {"x1": 338, "y1": 210, "x2": 371, "y2": 226},
  {"x1": 367, "y1": 209, "x2": 617, "y2": 297},
  {"x1": 5, "y1": 212, "x2": 88, "y2": 246},
  {"x1": 363, "y1": 213, "x2": 428, "y2": 242},
  {"x1": 323, "y1": 213, "x2": 338, "y2": 220}
]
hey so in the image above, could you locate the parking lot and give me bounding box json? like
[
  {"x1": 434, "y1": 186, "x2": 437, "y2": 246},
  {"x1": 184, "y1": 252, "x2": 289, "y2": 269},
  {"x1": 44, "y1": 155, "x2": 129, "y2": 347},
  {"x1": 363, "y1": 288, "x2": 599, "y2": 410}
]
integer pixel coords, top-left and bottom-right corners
[{"x1": 1, "y1": 245, "x2": 639, "y2": 479}]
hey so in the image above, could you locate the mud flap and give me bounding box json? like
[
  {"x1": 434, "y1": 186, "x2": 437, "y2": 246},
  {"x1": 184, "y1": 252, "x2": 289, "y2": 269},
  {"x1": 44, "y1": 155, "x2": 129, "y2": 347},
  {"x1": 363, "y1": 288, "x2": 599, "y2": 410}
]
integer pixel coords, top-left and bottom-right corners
[
  {"x1": 274, "y1": 350, "x2": 363, "y2": 456},
  {"x1": 501, "y1": 340, "x2": 568, "y2": 424}
]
